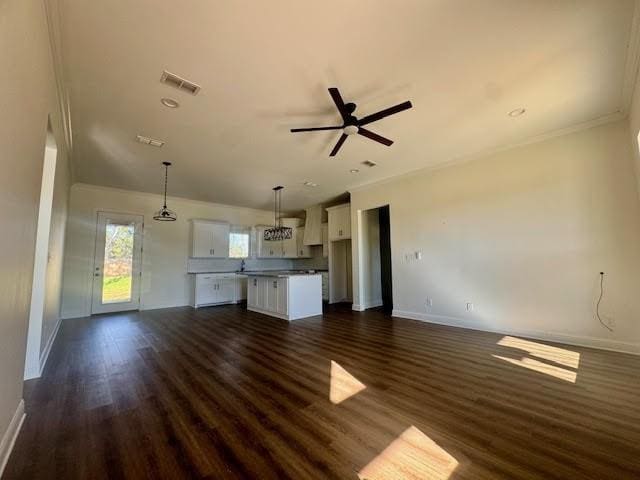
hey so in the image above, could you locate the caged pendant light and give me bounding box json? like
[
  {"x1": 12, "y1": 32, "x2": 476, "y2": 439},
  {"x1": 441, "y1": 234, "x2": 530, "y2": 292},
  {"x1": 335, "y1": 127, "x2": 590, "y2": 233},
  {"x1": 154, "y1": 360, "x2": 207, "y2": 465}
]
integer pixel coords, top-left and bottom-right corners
[
  {"x1": 264, "y1": 186, "x2": 292, "y2": 241},
  {"x1": 153, "y1": 162, "x2": 177, "y2": 221}
]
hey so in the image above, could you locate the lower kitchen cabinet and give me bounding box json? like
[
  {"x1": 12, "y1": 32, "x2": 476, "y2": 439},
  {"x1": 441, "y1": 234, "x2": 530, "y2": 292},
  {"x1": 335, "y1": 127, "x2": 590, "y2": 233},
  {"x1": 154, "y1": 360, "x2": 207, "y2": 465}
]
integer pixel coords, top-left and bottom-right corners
[
  {"x1": 191, "y1": 273, "x2": 245, "y2": 308},
  {"x1": 246, "y1": 274, "x2": 322, "y2": 321}
]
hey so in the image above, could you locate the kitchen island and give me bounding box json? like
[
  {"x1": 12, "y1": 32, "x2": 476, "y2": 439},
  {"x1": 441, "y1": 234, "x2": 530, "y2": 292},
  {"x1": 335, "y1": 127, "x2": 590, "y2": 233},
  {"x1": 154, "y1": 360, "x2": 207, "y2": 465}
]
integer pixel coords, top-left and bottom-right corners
[{"x1": 246, "y1": 272, "x2": 322, "y2": 321}]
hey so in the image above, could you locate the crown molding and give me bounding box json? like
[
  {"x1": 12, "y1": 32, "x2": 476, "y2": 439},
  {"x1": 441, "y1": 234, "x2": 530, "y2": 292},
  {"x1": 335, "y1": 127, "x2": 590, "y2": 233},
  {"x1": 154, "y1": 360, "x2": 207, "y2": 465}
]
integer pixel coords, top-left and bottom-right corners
[
  {"x1": 43, "y1": 0, "x2": 74, "y2": 180},
  {"x1": 349, "y1": 110, "x2": 625, "y2": 194},
  {"x1": 621, "y1": 0, "x2": 640, "y2": 114}
]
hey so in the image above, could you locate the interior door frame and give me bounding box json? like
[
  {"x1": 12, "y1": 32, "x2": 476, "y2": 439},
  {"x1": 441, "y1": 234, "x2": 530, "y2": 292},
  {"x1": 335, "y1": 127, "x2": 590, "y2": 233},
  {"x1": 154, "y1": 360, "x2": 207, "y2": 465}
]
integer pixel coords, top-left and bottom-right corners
[{"x1": 91, "y1": 211, "x2": 144, "y2": 315}]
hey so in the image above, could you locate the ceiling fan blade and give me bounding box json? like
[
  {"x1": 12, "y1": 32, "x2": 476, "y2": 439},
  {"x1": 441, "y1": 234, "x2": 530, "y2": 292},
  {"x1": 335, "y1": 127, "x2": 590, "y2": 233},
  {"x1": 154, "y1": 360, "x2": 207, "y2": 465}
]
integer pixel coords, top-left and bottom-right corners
[
  {"x1": 358, "y1": 101, "x2": 413, "y2": 126},
  {"x1": 290, "y1": 126, "x2": 343, "y2": 132},
  {"x1": 330, "y1": 134, "x2": 348, "y2": 156},
  {"x1": 328, "y1": 87, "x2": 350, "y2": 122},
  {"x1": 357, "y1": 127, "x2": 393, "y2": 146}
]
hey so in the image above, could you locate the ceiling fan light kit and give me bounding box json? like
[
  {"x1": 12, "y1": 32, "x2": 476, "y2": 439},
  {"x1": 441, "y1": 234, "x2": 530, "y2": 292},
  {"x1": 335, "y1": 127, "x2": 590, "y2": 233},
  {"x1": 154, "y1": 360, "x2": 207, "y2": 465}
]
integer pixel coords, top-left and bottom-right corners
[{"x1": 290, "y1": 87, "x2": 413, "y2": 156}]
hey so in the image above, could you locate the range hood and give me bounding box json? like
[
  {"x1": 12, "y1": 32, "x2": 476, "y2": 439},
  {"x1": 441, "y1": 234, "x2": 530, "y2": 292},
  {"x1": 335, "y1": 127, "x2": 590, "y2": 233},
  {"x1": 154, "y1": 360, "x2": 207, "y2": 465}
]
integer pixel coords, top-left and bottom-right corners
[{"x1": 303, "y1": 205, "x2": 323, "y2": 245}]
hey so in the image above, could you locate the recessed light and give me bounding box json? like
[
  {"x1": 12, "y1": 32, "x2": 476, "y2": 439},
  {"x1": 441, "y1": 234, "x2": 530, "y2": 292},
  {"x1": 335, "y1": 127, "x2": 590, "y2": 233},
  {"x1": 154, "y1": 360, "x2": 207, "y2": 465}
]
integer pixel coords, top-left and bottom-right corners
[
  {"x1": 303, "y1": 181, "x2": 318, "y2": 187},
  {"x1": 161, "y1": 98, "x2": 180, "y2": 108},
  {"x1": 350, "y1": 169, "x2": 359, "y2": 173},
  {"x1": 508, "y1": 108, "x2": 526, "y2": 117}
]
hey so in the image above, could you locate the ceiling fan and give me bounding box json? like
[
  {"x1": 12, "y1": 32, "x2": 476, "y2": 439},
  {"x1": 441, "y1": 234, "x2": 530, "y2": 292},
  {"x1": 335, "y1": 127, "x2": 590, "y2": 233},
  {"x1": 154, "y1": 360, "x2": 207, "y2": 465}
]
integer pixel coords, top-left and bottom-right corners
[{"x1": 290, "y1": 87, "x2": 413, "y2": 156}]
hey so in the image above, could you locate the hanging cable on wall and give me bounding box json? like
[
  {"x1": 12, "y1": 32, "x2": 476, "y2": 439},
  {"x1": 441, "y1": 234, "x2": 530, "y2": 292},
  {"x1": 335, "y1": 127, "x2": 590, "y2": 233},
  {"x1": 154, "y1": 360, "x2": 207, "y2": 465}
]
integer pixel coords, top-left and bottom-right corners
[{"x1": 596, "y1": 272, "x2": 612, "y2": 332}]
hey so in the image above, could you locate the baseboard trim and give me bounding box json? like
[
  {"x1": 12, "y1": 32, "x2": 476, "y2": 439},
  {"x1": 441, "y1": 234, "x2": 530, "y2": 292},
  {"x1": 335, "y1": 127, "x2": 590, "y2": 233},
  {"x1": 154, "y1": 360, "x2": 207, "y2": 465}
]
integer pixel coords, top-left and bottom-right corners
[
  {"x1": 391, "y1": 310, "x2": 640, "y2": 355},
  {"x1": 39, "y1": 317, "x2": 62, "y2": 376},
  {"x1": 0, "y1": 400, "x2": 25, "y2": 477},
  {"x1": 352, "y1": 304, "x2": 365, "y2": 312}
]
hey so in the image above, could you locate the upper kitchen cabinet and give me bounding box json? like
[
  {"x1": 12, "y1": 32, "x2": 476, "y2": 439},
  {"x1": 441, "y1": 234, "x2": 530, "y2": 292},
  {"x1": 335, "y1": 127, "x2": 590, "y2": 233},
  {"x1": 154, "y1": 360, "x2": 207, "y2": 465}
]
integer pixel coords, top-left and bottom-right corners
[
  {"x1": 322, "y1": 223, "x2": 329, "y2": 257},
  {"x1": 190, "y1": 220, "x2": 230, "y2": 258},
  {"x1": 256, "y1": 225, "x2": 282, "y2": 258},
  {"x1": 281, "y1": 228, "x2": 298, "y2": 258},
  {"x1": 327, "y1": 204, "x2": 351, "y2": 240},
  {"x1": 296, "y1": 227, "x2": 311, "y2": 258}
]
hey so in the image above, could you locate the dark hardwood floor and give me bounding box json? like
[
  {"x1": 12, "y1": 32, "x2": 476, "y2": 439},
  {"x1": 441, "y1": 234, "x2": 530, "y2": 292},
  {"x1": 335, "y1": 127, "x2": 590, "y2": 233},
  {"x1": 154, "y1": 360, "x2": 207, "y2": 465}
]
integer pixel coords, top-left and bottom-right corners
[{"x1": 4, "y1": 304, "x2": 640, "y2": 479}]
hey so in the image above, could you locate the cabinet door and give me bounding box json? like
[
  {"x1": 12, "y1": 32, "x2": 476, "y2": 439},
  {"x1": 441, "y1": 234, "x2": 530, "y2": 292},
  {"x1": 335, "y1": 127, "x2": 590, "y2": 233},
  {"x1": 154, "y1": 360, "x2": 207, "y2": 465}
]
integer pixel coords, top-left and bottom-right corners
[
  {"x1": 247, "y1": 277, "x2": 258, "y2": 307},
  {"x1": 296, "y1": 227, "x2": 311, "y2": 258},
  {"x1": 281, "y1": 228, "x2": 297, "y2": 258},
  {"x1": 328, "y1": 205, "x2": 351, "y2": 240},
  {"x1": 266, "y1": 278, "x2": 278, "y2": 312},
  {"x1": 210, "y1": 223, "x2": 230, "y2": 258},
  {"x1": 197, "y1": 276, "x2": 218, "y2": 304},
  {"x1": 218, "y1": 278, "x2": 235, "y2": 303},
  {"x1": 257, "y1": 277, "x2": 268, "y2": 308},
  {"x1": 192, "y1": 222, "x2": 214, "y2": 257},
  {"x1": 276, "y1": 278, "x2": 288, "y2": 315},
  {"x1": 322, "y1": 223, "x2": 328, "y2": 257}
]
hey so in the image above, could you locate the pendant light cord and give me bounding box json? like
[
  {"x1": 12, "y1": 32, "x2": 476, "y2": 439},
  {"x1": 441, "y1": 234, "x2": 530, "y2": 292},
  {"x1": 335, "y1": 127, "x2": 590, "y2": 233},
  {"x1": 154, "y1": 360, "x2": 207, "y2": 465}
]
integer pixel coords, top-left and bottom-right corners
[{"x1": 163, "y1": 164, "x2": 169, "y2": 208}]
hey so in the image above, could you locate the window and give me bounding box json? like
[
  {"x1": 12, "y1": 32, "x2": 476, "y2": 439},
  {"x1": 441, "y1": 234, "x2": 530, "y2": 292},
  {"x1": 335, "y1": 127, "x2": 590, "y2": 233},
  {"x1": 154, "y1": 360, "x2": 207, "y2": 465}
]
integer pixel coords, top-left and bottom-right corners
[{"x1": 229, "y1": 226, "x2": 250, "y2": 258}]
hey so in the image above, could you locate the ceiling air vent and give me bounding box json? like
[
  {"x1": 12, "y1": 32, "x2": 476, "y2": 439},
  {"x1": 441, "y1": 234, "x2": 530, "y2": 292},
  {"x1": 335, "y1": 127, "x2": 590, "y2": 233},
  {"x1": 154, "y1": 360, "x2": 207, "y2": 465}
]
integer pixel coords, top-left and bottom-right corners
[
  {"x1": 136, "y1": 135, "x2": 165, "y2": 147},
  {"x1": 362, "y1": 160, "x2": 377, "y2": 167},
  {"x1": 160, "y1": 70, "x2": 201, "y2": 95}
]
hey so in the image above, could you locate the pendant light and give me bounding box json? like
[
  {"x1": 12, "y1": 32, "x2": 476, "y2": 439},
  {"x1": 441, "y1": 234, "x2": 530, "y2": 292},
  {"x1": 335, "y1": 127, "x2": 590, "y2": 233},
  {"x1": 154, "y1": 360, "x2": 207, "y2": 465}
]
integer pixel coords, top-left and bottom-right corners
[
  {"x1": 264, "y1": 186, "x2": 292, "y2": 241},
  {"x1": 153, "y1": 162, "x2": 177, "y2": 221}
]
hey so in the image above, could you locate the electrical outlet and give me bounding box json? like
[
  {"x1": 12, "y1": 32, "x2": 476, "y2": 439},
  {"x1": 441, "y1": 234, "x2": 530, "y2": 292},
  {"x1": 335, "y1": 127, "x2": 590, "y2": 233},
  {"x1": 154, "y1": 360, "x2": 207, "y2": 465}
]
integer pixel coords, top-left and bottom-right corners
[
  {"x1": 426, "y1": 298, "x2": 433, "y2": 308},
  {"x1": 465, "y1": 302, "x2": 473, "y2": 312}
]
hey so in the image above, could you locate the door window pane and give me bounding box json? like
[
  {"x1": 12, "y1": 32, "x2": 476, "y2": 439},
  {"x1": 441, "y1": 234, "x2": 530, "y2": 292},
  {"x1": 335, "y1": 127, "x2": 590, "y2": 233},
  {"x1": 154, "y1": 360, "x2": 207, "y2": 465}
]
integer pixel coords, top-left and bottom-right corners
[{"x1": 102, "y1": 222, "x2": 135, "y2": 303}]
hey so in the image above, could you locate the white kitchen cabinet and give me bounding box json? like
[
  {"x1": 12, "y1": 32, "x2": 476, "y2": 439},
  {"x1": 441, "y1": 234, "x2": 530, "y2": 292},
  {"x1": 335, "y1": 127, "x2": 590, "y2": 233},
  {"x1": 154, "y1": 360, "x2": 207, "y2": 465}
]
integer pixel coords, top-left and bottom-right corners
[
  {"x1": 296, "y1": 227, "x2": 311, "y2": 258},
  {"x1": 191, "y1": 273, "x2": 244, "y2": 308},
  {"x1": 246, "y1": 274, "x2": 321, "y2": 321},
  {"x1": 321, "y1": 223, "x2": 328, "y2": 258},
  {"x1": 327, "y1": 204, "x2": 351, "y2": 240},
  {"x1": 276, "y1": 278, "x2": 288, "y2": 315},
  {"x1": 247, "y1": 276, "x2": 258, "y2": 307},
  {"x1": 256, "y1": 226, "x2": 282, "y2": 258},
  {"x1": 191, "y1": 220, "x2": 230, "y2": 258},
  {"x1": 281, "y1": 228, "x2": 298, "y2": 258}
]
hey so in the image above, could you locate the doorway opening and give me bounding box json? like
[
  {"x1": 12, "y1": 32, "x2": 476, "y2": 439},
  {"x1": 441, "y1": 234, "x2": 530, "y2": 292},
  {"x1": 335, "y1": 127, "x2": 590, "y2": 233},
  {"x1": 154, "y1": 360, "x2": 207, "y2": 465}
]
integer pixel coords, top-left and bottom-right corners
[
  {"x1": 91, "y1": 212, "x2": 144, "y2": 314},
  {"x1": 359, "y1": 205, "x2": 392, "y2": 312}
]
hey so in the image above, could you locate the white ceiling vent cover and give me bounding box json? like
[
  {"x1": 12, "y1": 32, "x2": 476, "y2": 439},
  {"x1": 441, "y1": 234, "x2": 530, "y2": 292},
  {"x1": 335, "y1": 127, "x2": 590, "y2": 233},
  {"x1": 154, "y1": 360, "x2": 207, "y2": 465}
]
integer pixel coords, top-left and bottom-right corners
[
  {"x1": 136, "y1": 135, "x2": 165, "y2": 147},
  {"x1": 160, "y1": 70, "x2": 201, "y2": 95}
]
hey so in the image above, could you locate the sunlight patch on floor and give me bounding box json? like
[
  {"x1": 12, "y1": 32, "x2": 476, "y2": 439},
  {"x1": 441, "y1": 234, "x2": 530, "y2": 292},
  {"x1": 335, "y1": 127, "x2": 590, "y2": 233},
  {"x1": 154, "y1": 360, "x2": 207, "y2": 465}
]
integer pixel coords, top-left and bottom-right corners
[
  {"x1": 358, "y1": 425, "x2": 458, "y2": 480},
  {"x1": 497, "y1": 336, "x2": 580, "y2": 368},
  {"x1": 492, "y1": 354, "x2": 577, "y2": 383},
  {"x1": 330, "y1": 360, "x2": 366, "y2": 404}
]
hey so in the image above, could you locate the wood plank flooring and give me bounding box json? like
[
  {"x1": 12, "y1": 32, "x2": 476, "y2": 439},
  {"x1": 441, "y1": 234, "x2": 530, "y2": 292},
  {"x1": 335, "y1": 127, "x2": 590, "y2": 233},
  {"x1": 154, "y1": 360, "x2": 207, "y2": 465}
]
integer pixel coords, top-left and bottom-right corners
[{"x1": 4, "y1": 304, "x2": 640, "y2": 479}]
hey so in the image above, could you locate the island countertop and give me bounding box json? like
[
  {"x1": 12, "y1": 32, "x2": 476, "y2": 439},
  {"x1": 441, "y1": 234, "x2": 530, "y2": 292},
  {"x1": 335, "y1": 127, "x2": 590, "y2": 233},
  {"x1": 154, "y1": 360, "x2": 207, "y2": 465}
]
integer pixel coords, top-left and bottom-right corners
[{"x1": 243, "y1": 271, "x2": 321, "y2": 278}]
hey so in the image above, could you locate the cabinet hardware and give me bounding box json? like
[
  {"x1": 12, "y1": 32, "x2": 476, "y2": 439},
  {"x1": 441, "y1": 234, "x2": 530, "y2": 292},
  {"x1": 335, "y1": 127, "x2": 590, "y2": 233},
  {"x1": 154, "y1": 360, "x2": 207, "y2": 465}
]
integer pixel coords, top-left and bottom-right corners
[{"x1": 273, "y1": 281, "x2": 277, "y2": 288}]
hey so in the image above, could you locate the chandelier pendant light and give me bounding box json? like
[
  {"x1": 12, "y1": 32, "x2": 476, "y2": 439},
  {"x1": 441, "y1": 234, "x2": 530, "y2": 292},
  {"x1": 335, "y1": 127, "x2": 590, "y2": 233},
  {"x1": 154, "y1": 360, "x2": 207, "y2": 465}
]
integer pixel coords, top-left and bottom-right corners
[
  {"x1": 264, "y1": 186, "x2": 292, "y2": 241},
  {"x1": 153, "y1": 161, "x2": 177, "y2": 222}
]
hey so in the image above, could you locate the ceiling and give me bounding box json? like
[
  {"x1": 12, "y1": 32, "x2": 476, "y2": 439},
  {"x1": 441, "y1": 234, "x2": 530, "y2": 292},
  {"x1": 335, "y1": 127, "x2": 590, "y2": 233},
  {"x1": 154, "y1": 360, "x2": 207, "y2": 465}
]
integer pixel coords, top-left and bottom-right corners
[{"x1": 59, "y1": 0, "x2": 639, "y2": 211}]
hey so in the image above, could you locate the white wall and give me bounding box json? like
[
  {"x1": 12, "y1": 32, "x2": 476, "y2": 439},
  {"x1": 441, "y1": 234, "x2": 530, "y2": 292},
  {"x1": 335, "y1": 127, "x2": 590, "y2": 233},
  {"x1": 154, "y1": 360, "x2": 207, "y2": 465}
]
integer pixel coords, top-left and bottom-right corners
[
  {"x1": 61, "y1": 184, "x2": 277, "y2": 318},
  {"x1": 359, "y1": 208, "x2": 382, "y2": 309},
  {"x1": 0, "y1": 0, "x2": 71, "y2": 466},
  {"x1": 350, "y1": 120, "x2": 640, "y2": 354}
]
